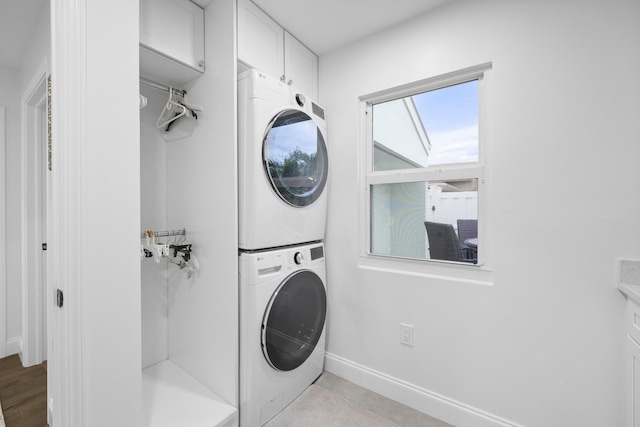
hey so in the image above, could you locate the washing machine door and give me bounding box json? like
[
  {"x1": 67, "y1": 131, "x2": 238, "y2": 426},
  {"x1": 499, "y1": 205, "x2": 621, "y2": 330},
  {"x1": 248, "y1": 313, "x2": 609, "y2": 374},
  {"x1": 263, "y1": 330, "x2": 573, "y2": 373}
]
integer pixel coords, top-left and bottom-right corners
[
  {"x1": 262, "y1": 270, "x2": 327, "y2": 371},
  {"x1": 263, "y1": 109, "x2": 328, "y2": 207}
]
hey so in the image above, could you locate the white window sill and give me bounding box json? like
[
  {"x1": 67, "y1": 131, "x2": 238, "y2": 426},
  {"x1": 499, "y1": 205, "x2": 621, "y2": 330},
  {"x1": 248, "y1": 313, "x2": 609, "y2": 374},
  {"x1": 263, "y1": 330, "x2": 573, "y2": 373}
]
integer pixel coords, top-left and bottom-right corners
[{"x1": 358, "y1": 253, "x2": 494, "y2": 286}]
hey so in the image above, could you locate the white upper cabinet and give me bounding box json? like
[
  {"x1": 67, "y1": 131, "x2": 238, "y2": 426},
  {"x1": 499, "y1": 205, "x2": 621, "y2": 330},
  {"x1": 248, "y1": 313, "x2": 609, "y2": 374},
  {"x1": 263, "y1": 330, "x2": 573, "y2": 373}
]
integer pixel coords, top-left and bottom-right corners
[
  {"x1": 238, "y1": 0, "x2": 318, "y2": 100},
  {"x1": 237, "y1": 0, "x2": 284, "y2": 82},
  {"x1": 283, "y1": 31, "x2": 318, "y2": 101},
  {"x1": 140, "y1": 0, "x2": 205, "y2": 86}
]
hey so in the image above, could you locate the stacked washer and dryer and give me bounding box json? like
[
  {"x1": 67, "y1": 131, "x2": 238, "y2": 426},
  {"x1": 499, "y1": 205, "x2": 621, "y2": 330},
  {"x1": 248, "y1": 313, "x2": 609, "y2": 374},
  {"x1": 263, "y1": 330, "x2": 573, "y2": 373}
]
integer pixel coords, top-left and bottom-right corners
[{"x1": 237, "y1": 69, "x2": 329, "y2": 427}]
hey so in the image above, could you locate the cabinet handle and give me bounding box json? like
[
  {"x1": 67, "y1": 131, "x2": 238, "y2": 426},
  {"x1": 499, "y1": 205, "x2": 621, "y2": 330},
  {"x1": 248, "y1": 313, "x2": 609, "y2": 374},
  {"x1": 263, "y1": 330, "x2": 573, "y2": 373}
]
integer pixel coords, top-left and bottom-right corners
[{"x1": 279, "y1": 75, "x2": 293, "y2": 86}]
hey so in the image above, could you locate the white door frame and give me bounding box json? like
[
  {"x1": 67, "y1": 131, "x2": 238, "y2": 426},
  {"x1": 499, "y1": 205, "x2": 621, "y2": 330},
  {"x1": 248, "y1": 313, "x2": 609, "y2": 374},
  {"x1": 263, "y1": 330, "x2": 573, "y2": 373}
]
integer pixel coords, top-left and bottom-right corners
[
  {"x1": 21, "y1": 59, "x2": 50, "y2": 367},
  {"x1": 0, "y1": 106, "x2": 6, "y2": 358},
  {"x1": 50, "y1": 0, "x2": 86, "y2": 425},
  {"x1": 49, "y1": 0, "x2": 141, "y2": 425}
]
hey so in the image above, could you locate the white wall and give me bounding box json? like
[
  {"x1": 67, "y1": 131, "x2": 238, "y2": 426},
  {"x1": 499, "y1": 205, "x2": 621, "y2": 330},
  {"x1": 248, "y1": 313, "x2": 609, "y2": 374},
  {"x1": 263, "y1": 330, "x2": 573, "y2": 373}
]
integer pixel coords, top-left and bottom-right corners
[
  {"x1": 0, "y1": 66, "x2": 21, "y2": 355},
  {"x1": 166, "y1": 0, "x2": 238, "y2": 405},
  {"x1": 83, "y1": 0, "x2": 142, "y2": 427},
  {"x1": 19, "y1": 3, "x2": 51, "y2": 91},
  {"x1": 140, "y1": 86, "x2": 169, "y2": 369},
  {"x1": 320, "y1": 0, "x2": 640, "y2": 426}
]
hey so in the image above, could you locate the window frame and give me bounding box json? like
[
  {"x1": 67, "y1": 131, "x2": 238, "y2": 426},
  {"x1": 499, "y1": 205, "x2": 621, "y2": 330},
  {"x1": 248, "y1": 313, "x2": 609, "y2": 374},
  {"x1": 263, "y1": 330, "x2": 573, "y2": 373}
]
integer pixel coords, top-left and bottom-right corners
[{"x1": 358, "y1": 63, "x2": 493, "y2": 283}]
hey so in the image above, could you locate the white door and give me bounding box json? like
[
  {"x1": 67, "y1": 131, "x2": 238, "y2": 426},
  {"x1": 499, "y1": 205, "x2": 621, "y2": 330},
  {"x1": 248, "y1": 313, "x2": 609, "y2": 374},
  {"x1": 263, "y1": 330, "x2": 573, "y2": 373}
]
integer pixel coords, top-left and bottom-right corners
[{"x1": 22, "y1": 65, "x2": 49, "y2": 367}]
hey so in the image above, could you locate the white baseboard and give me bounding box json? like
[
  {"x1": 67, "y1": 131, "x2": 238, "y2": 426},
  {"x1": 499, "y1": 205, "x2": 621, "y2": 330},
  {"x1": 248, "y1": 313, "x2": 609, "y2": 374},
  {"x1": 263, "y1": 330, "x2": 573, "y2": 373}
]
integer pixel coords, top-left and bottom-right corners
[
  {"x1": 5, "y1": 337, "x2": 23, "y2": 358},
  {"x1": 324, "y1": 352, "x2": 524, "y2": 427}
]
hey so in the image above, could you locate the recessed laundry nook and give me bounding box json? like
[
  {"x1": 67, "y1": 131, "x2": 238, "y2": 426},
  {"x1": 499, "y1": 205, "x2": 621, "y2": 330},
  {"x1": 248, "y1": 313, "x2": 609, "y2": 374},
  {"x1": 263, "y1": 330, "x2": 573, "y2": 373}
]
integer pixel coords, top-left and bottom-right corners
[
  {"x1": 138, "y1": 0, "x2": 238, "y2": 425},
  {"x1": 139, "y1": 0, "x2": 330, "y2": 422}
]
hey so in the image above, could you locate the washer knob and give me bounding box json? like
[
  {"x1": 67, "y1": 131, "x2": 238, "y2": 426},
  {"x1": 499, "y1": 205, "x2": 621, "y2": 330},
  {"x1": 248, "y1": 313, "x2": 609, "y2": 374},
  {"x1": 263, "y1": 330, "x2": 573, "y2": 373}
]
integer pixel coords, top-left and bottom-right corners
[
  {"x1": 295, "y1": 93, "x2": 305, "y2": 107},
  {"x1": 294, "y1": 252, "x2": 304, "y2": 265}
]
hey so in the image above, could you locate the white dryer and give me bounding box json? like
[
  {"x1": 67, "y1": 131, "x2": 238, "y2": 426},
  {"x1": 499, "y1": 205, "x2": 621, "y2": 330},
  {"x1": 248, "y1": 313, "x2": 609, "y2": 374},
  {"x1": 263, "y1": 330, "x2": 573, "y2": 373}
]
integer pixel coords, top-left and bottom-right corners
[
  {"x1": 238, "y1": 68, "x2": 329, "y2": 251},
  {"x1": 239, "y1": 242, "x2": 327, "y2": 427}
]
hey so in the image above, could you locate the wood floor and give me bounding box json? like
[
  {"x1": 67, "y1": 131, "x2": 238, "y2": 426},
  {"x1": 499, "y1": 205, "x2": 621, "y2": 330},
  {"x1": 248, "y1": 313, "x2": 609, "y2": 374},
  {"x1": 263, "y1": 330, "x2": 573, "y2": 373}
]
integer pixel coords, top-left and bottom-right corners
[{"x1": 0, "y1": 354, "x2": 47, "y2": 427}]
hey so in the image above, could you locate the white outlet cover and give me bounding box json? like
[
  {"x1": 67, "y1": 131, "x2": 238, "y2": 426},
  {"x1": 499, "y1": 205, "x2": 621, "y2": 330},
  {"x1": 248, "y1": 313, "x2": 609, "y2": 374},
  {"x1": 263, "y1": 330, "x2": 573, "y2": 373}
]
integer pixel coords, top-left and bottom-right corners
[{"x1": 400, "y1": 323, "x2": 413, "y2": 346}]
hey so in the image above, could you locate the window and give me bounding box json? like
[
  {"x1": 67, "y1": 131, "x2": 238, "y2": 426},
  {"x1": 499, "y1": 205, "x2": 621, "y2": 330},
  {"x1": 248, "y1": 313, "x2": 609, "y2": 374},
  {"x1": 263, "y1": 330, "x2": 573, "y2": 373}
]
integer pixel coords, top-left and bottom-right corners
[{"x1": 362, "y1": 64, "x2": 490, "y2": 266}]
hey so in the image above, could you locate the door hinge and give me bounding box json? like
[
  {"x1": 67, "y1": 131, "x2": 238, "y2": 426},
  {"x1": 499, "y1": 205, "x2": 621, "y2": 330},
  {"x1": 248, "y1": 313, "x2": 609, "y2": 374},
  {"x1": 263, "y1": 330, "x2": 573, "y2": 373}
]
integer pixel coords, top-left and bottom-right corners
[
  {"x1": 42, "y1": 243, "x2": 47, "y2": 251},
  {"x1": 56, "y1": 289, "x2": 64, "y2": 308}
]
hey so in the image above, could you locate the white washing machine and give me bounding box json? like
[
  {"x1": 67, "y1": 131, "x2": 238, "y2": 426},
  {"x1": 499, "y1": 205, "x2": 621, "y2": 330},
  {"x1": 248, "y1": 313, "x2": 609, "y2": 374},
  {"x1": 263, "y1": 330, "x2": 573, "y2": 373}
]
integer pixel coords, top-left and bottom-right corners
[
  {"x1": 238, "y1": 68, "x2": 329, "y2": 251},
  {"x1": 239, "y1": 242, "x2": 327, "y2": 427}
]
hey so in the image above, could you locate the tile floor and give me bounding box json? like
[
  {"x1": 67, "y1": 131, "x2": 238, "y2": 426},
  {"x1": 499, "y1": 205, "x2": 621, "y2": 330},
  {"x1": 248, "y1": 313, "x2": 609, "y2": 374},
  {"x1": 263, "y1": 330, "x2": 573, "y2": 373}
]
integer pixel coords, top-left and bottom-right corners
[{"x1": 313, "y1": 372, "x2": 454, "y2": 427}]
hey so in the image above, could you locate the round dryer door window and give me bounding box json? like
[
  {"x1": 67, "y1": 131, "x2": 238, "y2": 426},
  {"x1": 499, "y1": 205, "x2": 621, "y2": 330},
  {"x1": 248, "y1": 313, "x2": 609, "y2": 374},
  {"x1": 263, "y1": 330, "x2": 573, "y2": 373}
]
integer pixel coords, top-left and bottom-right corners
[
  {"x1": 262, "y1": 270, "x2": 327, "y2": 371},
  {"x1": 263, "y1": 109, "x2": 328, "y2": 207}
]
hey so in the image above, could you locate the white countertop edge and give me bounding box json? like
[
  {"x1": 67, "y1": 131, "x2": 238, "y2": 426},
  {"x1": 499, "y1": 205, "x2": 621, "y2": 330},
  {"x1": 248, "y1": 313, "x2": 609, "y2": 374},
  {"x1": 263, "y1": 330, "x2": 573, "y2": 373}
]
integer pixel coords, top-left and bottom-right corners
[{"x1": 618, "y1": 282, "x2": 640, "y2": 305}]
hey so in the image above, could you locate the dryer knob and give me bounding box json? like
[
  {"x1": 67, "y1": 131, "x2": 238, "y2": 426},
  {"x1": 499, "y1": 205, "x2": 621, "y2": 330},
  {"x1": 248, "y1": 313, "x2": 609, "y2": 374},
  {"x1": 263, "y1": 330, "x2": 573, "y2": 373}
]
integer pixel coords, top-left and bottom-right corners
[
  {"x1": 294, "y1": 252, "x2": 304, "y2": 265},
  {"x1": 295, "y1": 93, "x2": 305, "y2": 107}
]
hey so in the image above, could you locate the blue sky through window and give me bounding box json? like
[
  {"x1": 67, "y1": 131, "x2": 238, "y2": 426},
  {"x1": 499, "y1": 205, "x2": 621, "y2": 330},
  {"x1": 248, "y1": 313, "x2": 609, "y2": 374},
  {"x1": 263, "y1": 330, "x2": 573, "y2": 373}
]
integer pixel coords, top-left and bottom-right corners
[{"x1": 412, "y1": 80, "x2": 478, "y2": 165}]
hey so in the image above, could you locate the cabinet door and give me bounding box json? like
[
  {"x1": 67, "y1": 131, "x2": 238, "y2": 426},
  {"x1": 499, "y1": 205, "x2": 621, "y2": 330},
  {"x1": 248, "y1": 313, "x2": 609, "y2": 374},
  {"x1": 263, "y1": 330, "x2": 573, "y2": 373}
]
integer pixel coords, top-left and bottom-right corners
[
  {"x1": 140, "y1": 0, "x2": 205, "y2": 72},
  {"x1": 284, "y1": 31, "x2": 318, "y2": 100},
  {"x1": 630, "y1": 337, "x2": 640, "y2": 427},
  {"x1": 237, "y1": 0, "x2": 284, "y2": 80},
  {"x1": 629, "y1": 299, "x2": 640, "y2": 346}
]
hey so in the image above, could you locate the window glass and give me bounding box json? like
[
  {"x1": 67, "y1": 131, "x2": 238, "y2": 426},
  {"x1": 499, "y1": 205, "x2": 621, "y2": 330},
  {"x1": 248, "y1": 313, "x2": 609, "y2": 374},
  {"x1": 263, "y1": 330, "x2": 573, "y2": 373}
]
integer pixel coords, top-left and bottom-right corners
[
  {"x1": 368, "y1": 80, "x2": 480, "y2": 263},
  {"x1": 373, "y1": 81, "x2": 478, "y2": 171},
  {"x1": 370, "y1": 180, "x2": 478, "y2": 261}
]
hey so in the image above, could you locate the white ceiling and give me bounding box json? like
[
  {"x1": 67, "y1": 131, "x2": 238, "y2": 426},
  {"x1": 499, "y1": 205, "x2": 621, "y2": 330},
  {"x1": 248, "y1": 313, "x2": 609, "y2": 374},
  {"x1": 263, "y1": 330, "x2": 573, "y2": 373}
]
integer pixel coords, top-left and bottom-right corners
[
  {"x1": 0, "y1": 0, "x2": 46, "y2": 69},
  {"x1": 186, "y1": 0, "x2": 454, "y2": 56},
  {"x1": 0, "y1": 0, "x2": 451, "y2": 69},
  {"x1": 250, "y1": 0, "x2": 452, "y2": 55}
]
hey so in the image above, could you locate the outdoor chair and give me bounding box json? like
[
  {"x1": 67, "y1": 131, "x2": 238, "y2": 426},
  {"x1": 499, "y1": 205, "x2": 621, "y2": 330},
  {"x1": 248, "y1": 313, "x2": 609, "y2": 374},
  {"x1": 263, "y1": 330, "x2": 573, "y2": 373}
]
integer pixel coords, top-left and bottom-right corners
[
  {"x1": 457, "y1": 219, "x2": 478, "y2": 260},
  {"x1": 424, "y1": 221, "x2": 476, "y2": 264}
]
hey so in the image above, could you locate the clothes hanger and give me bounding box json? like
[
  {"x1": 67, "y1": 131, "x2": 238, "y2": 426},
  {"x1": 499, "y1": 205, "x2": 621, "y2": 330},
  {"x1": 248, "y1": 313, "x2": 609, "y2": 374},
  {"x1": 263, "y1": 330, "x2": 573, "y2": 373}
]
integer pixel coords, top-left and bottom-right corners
[
  {"x1": 156, "y1": 87, "x2": 187, "y2": 130},
  {"x1": 155, "y1": 86, "x2": 203, "y2": 131}
]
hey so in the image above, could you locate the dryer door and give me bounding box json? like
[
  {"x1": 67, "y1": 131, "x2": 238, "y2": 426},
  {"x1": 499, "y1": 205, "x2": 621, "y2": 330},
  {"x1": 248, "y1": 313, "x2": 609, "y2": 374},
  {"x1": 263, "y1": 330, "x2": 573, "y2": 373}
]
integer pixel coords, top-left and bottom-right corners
[
  {"x1": 263, "y1": 109, "x2": 328, "y2": 207},
  {"x1": 262, "y1": 270, "x2": 327, "y2": 371}
]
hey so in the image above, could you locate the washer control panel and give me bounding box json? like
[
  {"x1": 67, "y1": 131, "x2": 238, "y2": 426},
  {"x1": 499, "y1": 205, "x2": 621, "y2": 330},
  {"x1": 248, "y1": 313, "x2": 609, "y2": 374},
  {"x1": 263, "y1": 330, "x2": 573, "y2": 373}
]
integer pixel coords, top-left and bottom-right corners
[
  {"x1": 295, "y1": 93, "x2": 306, "y2": 107},
  {"x1": 286, "y1": 244, "x2": 324, "y2": 270},
  {"x1": 310, "y1": 245, "x2": 324, "y2": 260}
]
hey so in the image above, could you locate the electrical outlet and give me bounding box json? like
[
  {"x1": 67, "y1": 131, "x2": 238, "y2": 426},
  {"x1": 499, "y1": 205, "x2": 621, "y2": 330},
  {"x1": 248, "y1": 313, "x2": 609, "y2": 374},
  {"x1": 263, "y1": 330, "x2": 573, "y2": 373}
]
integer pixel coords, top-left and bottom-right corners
[{"x1": 400, "y1": 323, "x2": 414, "y2": 346}]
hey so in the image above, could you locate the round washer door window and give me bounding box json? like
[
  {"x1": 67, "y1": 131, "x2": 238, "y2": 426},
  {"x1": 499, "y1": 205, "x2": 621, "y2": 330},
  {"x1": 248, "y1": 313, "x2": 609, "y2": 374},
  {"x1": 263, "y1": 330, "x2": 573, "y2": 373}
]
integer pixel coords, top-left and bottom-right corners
[
  {"x1": 262, "y1": 270, "x2": 327, "y2": 371},
  {"x1": 263, "y1": 109, "x2": 328, "y2": 207}
]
